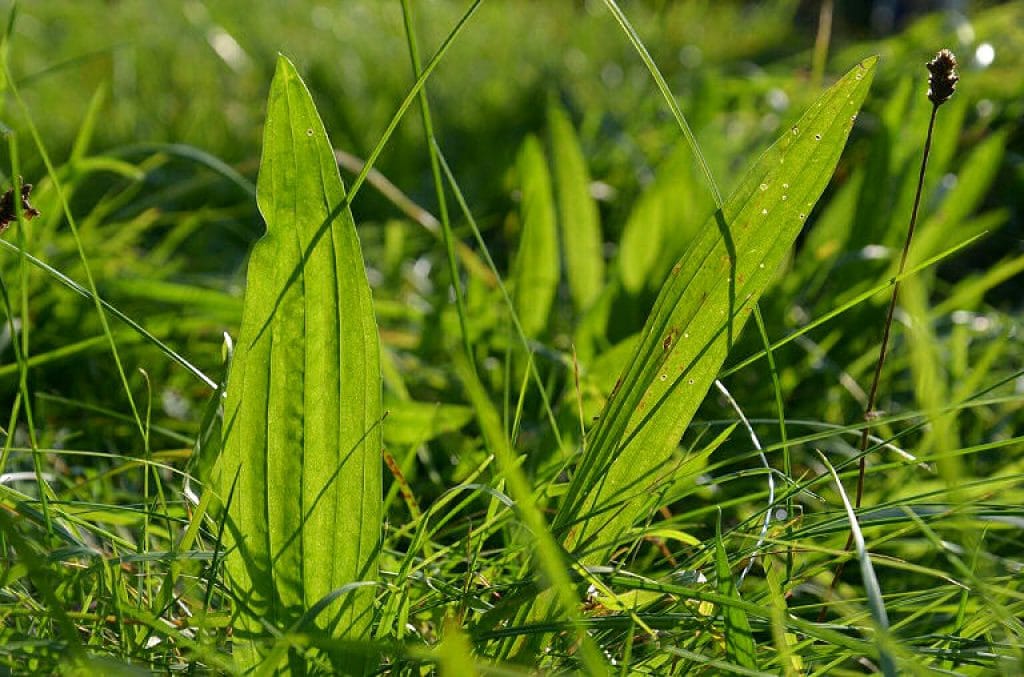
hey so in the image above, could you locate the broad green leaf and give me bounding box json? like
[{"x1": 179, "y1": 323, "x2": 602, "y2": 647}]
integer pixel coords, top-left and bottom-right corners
[
  {"x1": 553, "y1": 58, "x2": 877, "y2": 561},
  {"x1": 715, "y1": 519, "x2": 758, "y2": 671},
  {"x1": 548, "y1": 104, "x2": 604, "y2": 313},
  {"x1": 212, "y1": 55, "x2": 382, "y2": 672},
  {"x1": 383, "y1": 399, "x2": 473, "y2": 445},
  {"x1": 512, "y1": 134, "x2": 560, "y2": 338}
]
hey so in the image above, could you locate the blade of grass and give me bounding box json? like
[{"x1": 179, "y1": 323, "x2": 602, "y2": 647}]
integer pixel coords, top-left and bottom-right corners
[
  {"x1": 333, "y1": 149, "x2": 494, "y2": 286},
  {"x1": 0, "y1": 238, "x2": 216, "y2": 388},
  {"x1": 512, "y1": 135, "x2": 560, "y2": 338},
  {"x1": 763, "y1": 557, "x2": 802, "y2": 676},
  {"x1": 714, "y1": 513, "x2": 759, "y2": 670},
  {"x1": 337, "y1": 0, "x2": 484, "y2": 211},
  {"x1": 4, "y1": 62, "x2": 146, "y2": 442},
  {"x1": 817, "y1": 450, "x2": 897, "y2": 677},
  {"x1": 548, "y1": 103, "x2": 604, "y2": 314},
  {"x1": 720, "y1": 231, "x2": 986, "y2": 378},
  {"x1": 753, "y1": 306, "x2": 793, "y2": 582},
  {"x1": 2, "y1": 130, "x2": 62, "y2": 540},
  {"x1": 713, "y1": 380, "x2": 772, "y2": 588},
  {"x1": 434, "y1": 144, "x2": 565, "y2": 454},
  {"x1": 601, "y1": 0, "x2": 722, "y2": 208},
  {"x1": 453, "y1": 351, "x2": 609, "y2": 675},
  {"x1": 399, "y1": 0, "x2": 475, "y2": 373}
]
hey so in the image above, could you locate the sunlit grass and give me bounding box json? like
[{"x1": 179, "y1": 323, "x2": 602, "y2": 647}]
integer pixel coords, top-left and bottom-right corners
[{"x1": 1, "y1": 1, "x2": 1021, "y2": 674}]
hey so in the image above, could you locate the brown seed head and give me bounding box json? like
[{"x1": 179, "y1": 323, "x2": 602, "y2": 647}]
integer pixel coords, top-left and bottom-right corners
[
  {"x1": 0, "y1": 180, "x2": 40, "y2": 234},
  {"x1": 927, "y1": 49, "x2": 958, "y2": 106}
]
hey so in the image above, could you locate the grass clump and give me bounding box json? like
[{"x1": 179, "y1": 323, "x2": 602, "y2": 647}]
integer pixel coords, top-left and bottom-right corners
[{"x1": 0, "y1": 1, "x2": 1021, "y2": 674}]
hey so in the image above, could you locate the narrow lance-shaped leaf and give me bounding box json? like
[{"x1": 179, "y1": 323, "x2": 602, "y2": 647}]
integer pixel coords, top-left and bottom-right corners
[
  {"x1": 548, "y1": 104, "x2": 604, "y2": 313},
  {"x1": 554, "y1": 58, "x2": 877, "y2": 561},
  {"x1": 212, "y1": 55, "x2": 382, "y2": 670},
  {"x1": 715, "y1": 516, "x2": 759, "y2": 670},
  {"x1": 513, "y1": 134, "x2": 560, "y2": 338},
  {"x1": 618, "y1": 185, "x2": 666, "y2": 295}
]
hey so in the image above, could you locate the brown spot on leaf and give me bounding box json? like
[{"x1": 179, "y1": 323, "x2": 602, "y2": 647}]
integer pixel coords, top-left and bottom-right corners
[{"x1": 663, "y1": 327, "x2": 678, "y2": 351}]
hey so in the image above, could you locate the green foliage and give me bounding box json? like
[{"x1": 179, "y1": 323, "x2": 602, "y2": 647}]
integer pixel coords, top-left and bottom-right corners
[
  {"x1": 0, "y1": 1, "x2": 1021, "y2": 675},
  {"x1": 211, "y1": 56, "x2": 382, "y2": 672},
  {"x1": 511, "y1": 135, "x2": 559, "y2": 339},
  {"x1": 548, "y1": 103, "x2": 604, "y2": 315},
  {"x1": 714, "y1": 516, "x2": 758, "y2": 671},
  {"x1": 555, "y1": 58, "x2": 876, "y2": 564}
]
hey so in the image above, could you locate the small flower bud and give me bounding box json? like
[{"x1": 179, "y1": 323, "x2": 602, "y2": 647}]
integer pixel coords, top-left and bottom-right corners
[{"x1": 927, "y1": 49, "x2": 958, "y2": 106}]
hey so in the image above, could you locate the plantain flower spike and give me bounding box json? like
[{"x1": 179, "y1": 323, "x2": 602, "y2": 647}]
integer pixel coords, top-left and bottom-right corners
[{"x1": 927, "y1": 49, "x2": 958, "y2": 106}]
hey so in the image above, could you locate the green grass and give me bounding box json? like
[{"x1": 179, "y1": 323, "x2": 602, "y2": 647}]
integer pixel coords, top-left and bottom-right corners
[{"x1": 0, "y1": 0, "x2": 1022, "y2": 674}]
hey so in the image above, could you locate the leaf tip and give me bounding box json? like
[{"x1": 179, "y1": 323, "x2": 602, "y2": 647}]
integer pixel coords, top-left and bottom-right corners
[
  {"x1": 274, "y1": 53, "x2": 298, "y2": 79},
  {"x1": 859, "y1": 55, "x2": 879, "y2": 72}
]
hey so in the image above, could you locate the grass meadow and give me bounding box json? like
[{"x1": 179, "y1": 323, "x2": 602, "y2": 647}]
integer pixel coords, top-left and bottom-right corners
[{"x1": 0, "y1": 1, "x2": 1022, "y2": 674}]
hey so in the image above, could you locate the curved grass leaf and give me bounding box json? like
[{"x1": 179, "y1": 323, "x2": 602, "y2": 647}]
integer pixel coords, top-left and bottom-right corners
[
  {"x1": 212, "y1": 55, "x2": 382, "y2": 672},
  {"x1": 818, "y1": 452, "x2": 897, "y2": 677},
  {"x1": 553, "y1": 58, "x2": 878, "y2": 561}
]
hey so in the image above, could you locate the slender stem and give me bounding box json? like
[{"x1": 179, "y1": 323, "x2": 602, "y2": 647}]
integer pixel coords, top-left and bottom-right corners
[
  {"x1": 399, "y1": 0, "x2": 477, "y2": 376},
  {"x1": 855, "y1": 103, "x2": 937, "y2": 508},
  {"x1": 821, "y1": 102, "x2": 939, "y2": 619},
  {"x1": 811, "y1": 0, "x2": 834, "y2": 88}
]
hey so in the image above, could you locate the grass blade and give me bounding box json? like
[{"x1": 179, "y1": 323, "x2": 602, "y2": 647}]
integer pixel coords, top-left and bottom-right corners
[
  {"x1": 513, "y1": 135, "x2": 560, "y2": 338},
  {"x1": 548, "y1": 104, "x2": 604, "y2": 314},
  {"x1": 453, "y1": 352, "x2": 609, "y2": 674},
  {"x1": 817, "y1": 451, "x2": 897, "y2": 677},
  {"x1": 600, "y1": 0, "x2": 722, "y2": 207},
  {"x1": 714, "y1": 514, "x2": 758, "y2": 671},
  {"x1": 554, "y1": 58, "x2": 878, "y2": 561},
  {"x1": 212, "y1": 55, "x2": 382, "y2": 671}
]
